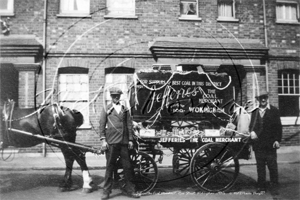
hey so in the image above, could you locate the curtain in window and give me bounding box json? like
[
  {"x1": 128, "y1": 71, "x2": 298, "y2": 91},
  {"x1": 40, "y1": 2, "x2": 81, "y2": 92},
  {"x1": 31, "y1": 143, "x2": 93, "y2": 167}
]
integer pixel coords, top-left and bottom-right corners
[
  {"x1": 218, "y1": 3, "x2": 233, "y2": 17},
  {"x1": 290, "y1": 5, "x2": 297, "y2": 20},
  {"x1": 276, "y1": 5, "x2": 283, "y2": 19},
  {"x1": 0, "y1": 0, "x2": 8, "y2": 10},
  {"x1": 107, "y1": 0, "x2": 135, "y2": 16},
  {"x1": 0, "y1": 0, "x2": 13, "y2": 12},
  {"x1": 276, "y1": 3, "x2": 298, "y2": 21},
  {"x1": 60, "y1": 0, "x2": 89, "y2": 13}
]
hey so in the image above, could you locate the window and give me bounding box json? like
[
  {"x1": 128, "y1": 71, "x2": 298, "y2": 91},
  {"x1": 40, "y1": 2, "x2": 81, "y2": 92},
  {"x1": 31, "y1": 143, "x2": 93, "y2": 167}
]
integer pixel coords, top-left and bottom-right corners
[
  {"x1": 0, "y1": 0, "x2": 14, "y2": 16},
  {"x1": 179, "y1": 0, "x2": 199, "y2": 19},
  {"x1": 105, "y1": 67, "x2": 134, "y2": 107},
  {"x1": 278, "y1": 69, "x2": 300, "y2": 125},
  {"x1": 58, "y1": 67, "x2": 89, "y2": 127},
  {"x1": 217, "y1": 0, "x2": 238, "y2": 21},
  {"x1": 276, "y1": 1, "x2": 299, "y2": 23},
  {"x1": 59, "y1": 0, "x2": 90, "y2": 16},
  {"x1": 106, "y1": 0, "x2": 135, "y2": 18}
]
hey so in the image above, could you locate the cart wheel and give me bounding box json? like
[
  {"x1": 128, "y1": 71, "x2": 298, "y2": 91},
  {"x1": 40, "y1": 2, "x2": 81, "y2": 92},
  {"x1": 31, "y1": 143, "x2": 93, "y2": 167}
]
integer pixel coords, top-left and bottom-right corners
[
  {"x1": 116, "y1": 151, "x2": 158, "y2": 194},
  {"x1": 190, "y1": 143, "x2": 239, "y2": 193},
  {"x1": 172, "y1": 148, "x2": 196, "y2": 176}
]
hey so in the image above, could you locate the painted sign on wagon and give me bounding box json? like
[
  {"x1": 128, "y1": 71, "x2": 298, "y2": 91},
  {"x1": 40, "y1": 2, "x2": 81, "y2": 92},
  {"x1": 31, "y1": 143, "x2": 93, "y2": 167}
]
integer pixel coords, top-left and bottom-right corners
[{"x1": 129, "y1": 70, "x2": 235, "y2": 123}]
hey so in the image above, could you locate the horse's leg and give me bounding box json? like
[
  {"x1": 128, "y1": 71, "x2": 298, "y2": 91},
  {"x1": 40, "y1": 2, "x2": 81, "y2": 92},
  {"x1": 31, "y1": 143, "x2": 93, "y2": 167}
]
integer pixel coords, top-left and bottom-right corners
[
  {"x1": 72, "y1": 148, "x2": 94, "y2": 193},
  {"x1": 59, "y1": 147, "x2": 75, "y2": 192}
]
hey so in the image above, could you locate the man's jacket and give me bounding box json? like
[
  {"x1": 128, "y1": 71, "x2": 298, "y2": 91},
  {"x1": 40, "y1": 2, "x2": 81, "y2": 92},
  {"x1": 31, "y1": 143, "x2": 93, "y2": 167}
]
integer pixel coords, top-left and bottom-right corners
[
  {"x1": 249, "y1": 105, "x2": 282, "y2": 151},
  {"x1": 99, "y1": 103, "x2": 133, "y2": 145}
]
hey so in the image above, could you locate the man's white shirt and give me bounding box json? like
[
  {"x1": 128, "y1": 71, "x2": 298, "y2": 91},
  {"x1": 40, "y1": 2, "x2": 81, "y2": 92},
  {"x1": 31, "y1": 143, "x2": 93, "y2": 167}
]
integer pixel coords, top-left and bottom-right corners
[
  {"x1": 113, "y1": 103, "x2": 122, "y2": 114},
  {"x1": 259, "y1": 104, "x2": 270, "y2": 118}
]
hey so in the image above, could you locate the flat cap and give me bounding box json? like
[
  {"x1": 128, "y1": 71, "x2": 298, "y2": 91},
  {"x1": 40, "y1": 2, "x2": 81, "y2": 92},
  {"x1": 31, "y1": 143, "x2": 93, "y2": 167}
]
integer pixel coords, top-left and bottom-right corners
[{"x1": 109, "y1": 87, "x2": 123, "y2": 95}]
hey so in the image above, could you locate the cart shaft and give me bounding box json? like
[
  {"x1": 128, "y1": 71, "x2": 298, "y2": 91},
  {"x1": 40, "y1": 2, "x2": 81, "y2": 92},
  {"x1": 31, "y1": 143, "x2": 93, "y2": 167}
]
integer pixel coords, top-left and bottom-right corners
[{"x1": 8, "y1": 128, "x2": 99, "y2": 153}]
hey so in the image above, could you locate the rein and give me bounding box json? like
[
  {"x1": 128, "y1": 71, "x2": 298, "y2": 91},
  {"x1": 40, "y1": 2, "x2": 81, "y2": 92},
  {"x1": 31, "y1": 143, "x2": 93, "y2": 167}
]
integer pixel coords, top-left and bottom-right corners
[{"x1": 5, "y1": 106, "x2": 44, "y2": 122}]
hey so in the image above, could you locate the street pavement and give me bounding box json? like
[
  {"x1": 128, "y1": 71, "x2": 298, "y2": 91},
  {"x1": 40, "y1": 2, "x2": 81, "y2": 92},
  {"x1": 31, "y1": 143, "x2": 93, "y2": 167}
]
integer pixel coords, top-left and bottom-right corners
[
  {"x1": 0, "y1": 163, "x2": 299, "y2": 200},
  {"x1": 0, "y1": 146, "x2": 299, "y2": 200},
  {"x1": 0, "y1": 146, "x2": 299, "y2": 170}
]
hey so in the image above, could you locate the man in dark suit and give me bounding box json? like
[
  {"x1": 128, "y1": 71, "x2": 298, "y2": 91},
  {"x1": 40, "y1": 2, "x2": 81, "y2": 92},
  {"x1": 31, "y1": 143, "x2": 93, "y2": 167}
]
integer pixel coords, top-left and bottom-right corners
[
  {"x1": 99, "y1": 87, "x2": 140, "y2": 199},
  {"x1": 249, "y1": 89, "x2": 282, "y2": 193}
]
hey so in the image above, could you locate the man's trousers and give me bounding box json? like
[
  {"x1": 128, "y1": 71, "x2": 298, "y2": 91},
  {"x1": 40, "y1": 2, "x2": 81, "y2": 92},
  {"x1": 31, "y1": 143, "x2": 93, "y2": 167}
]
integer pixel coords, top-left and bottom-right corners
[
  {"x1": 103, "y1": 144, "x2": 135, "y2": 194},
  {"x1": 254, "y1": 150, "x2": 279, "y2": 188}
]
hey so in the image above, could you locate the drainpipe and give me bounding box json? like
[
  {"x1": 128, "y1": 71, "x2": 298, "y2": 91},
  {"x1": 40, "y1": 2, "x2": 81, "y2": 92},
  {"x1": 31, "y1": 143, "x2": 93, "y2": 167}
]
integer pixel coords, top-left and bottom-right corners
[
  {"x1": 263, "y1": 0, "x2": 269, "y2": 93},
  {"x1": 42, "y1": 0, "x2": 48, "y2": 157}
]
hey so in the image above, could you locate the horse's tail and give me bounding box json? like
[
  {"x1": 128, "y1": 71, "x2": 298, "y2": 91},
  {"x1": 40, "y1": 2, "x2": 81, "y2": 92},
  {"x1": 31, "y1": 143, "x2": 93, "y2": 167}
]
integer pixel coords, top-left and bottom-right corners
[{"x1": 71, "y1": 109, "x2": 84, "y2": 128}]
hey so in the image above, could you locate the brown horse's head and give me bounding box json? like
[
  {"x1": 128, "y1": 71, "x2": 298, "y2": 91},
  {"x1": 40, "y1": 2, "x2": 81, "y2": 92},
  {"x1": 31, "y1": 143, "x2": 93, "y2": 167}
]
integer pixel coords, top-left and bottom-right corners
[{"x1": 69, "y1": 109, "x2": 84, "y2": 128}]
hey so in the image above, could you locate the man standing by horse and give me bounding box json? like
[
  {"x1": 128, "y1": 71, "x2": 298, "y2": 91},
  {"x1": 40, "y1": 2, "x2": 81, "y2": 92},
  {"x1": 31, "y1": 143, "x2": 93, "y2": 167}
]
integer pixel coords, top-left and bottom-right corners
[
  {"x1": 249, "y1": 89, "x2": 282, "y2": 193},
  {"x1": 99, "y1": 87, "x2": 140, "y2": 200}
]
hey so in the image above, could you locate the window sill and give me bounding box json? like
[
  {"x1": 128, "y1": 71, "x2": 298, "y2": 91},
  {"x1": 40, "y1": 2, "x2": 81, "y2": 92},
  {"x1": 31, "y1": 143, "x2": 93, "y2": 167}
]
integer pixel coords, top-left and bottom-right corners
[
  {"x1": 57, "y1": 14, "x2": 92, "y2": 18},
  {"x1": 276, "y1": 0, "x2": 298, "y2": 3},
  {"x1": 178, "y1": 17, "x2": 202, "y2": 21},
  {"x1": 104, "y1": 15, "x2": 138, "y2": 19},
  {"x1": 217, "y1": 17, "x2": 239, "y2": 22},
  {"x1": 276, "y1": 20, "x2": 300, "y2": 25},
  {"x1": 281, "y1": 117, "x2": 300, "y2": 125},
  {"x1": 78, "y1": 124, "x2": 92, "y2": 130},
  {"x1": 0, "y1": 13, "x2": 15, "y2": 17}
]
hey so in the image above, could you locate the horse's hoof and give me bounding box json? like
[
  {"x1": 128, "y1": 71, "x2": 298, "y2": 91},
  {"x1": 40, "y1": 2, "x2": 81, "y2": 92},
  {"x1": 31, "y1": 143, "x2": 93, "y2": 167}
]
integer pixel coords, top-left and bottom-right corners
[
  {"x1": 58, "y1": 185, "x2": 78, "y2": 192},
  {"x1": 82, "y1": 188, "x2": 93, "y2": 193},
  {"x1": 58, "y1": 184, "x2": 78, "y2": 192}
]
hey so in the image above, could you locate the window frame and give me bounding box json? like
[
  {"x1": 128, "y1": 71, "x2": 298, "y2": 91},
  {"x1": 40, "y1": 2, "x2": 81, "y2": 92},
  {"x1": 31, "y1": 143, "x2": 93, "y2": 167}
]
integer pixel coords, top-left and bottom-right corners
[
  {"x1": 0, "y1": 0, "x2": 14, "y2": 16},
  {"x1": 276, "y1": 0, "x2": 300, "y2": 24},
  {"x1": 58, "y1": 67, "x2": 90, "y2": 128},
  {"x1": 217, "y1": 0, "x2": 239, "y2": 22},
  {"x1": 58, "y1": 0, "x2": 91, "y2": 18},
  {"x1": 179, "y1": 0, "x2": 202, "y2": 21},
  {"x1": 278, "y1": 69, "x2": 300, "y2": 125},
  {"x1": 104, "y1": 0, "x2": 138, "y2": 19}
]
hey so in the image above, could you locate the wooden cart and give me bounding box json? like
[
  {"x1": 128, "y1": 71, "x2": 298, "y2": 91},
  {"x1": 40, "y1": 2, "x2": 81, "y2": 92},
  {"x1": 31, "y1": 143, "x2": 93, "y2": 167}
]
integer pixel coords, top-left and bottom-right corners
[{"x1": 114, "y1": 65, "x2": 251, "y2": 193}]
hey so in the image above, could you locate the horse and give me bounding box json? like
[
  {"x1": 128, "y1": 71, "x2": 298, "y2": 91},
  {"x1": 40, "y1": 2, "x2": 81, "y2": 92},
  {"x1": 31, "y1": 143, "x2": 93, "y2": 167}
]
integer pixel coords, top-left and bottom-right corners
[{"x1": 1, "y1": 99, "x2": 94, "y2": 193}]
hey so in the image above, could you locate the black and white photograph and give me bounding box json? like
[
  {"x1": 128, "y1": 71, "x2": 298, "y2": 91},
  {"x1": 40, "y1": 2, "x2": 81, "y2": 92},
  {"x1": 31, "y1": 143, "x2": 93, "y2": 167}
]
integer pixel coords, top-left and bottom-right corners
[{"x1": 0, "y1": 0, "x2": 299, "y2": 200}]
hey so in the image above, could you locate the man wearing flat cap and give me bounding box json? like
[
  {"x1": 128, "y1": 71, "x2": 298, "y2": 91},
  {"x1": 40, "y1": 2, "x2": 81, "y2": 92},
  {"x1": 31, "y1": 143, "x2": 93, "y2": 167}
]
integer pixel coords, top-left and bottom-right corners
[
  {"x1": 99, "y1": 87, "x2": 140, "y2": 199},
  {"x1": 249, "y1": 88, "x2": 282, "y2": 193}
]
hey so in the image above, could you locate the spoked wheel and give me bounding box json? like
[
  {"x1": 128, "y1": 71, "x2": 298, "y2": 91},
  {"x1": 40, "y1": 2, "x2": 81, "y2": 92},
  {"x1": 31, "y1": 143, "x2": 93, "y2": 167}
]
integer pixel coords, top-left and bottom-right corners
[
  {"x1": 116, "y1": 151, "x2": 158, "y2": 194},
  {"x1": 172, "y1": 148, "x2": 196, "y2": 176},
  {"x1": 190, "y1": 143, "x2": 239, "y2": 193}
]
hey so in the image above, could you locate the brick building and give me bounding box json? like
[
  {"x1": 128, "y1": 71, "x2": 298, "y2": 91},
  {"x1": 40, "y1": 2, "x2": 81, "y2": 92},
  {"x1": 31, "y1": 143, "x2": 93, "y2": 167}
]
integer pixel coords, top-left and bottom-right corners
[{"x1": 0, "y1": 0, "x2": 299, "y2": 154}]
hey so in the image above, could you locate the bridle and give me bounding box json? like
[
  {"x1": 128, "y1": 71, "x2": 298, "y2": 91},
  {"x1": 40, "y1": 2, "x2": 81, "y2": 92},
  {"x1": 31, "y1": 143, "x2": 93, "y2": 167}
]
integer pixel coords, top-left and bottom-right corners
[{"x1": 51, "y1": 103, "x2": 68, "y2": 138}]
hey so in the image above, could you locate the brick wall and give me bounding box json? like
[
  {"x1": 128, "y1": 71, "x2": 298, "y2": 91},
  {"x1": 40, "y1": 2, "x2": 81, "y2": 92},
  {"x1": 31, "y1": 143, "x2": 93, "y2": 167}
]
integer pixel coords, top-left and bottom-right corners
[
  {"x1": 4, "y1": 0, "x2": 299, "y2": 152},
  {"x1": 282, "y1": 126, "x2": 300, "y2": 146}
]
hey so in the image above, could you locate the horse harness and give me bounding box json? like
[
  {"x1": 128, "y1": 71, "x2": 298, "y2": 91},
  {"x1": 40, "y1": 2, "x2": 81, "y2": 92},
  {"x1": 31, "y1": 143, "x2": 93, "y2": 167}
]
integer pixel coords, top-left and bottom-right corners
[
  {"x1": 2, "y1": 101, "x2": 68, "y2": 139},
  {"x1": 51, "y1": 103, "x2": 69, "y2": 138}
]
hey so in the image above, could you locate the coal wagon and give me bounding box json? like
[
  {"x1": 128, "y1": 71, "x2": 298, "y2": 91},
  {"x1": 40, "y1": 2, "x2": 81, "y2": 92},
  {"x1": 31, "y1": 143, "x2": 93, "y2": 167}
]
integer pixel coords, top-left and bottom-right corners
[{"x1": 117, "y1": 64, "x2": 251, "y2": 193}]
